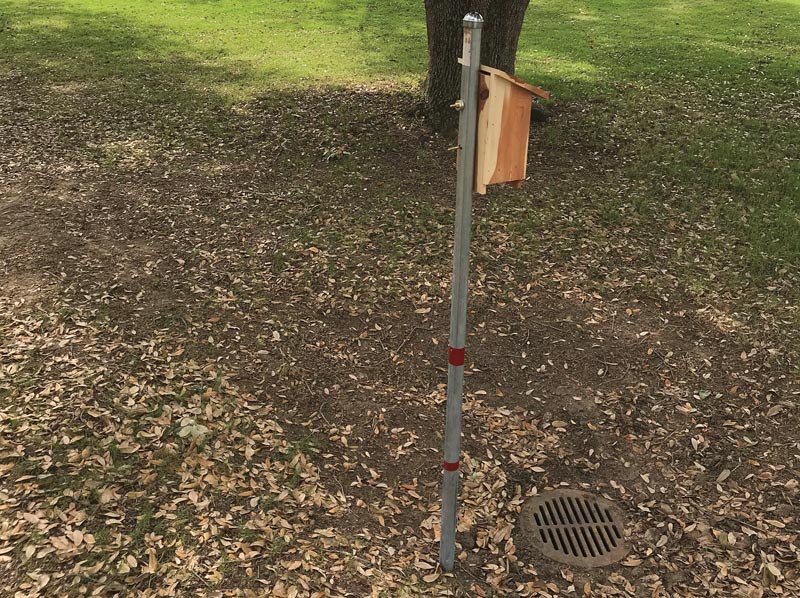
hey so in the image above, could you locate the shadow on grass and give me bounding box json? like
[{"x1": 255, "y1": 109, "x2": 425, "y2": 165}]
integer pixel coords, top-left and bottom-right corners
[
  {"x1": 516, "y1": 0, "x2": 800, "y2": 274},
  {"x1": 0, "y1": 0, "x2": 275, "y2": 172},
  {"x1": 0, "y1": 1, "x2": 257, "y2": 114},
  {"x1": 0, "y1": 0, "x2": 797, "y2": 281}
]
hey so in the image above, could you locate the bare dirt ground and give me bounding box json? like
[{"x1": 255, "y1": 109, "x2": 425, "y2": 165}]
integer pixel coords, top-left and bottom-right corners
[{"x1": 1, "y1": 76, "x2": 798, "y2": 597}]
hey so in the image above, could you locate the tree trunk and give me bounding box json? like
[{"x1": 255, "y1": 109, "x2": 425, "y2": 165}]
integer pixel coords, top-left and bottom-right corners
[{"x1": 424, "y1": 0, "x2": 530, "y2": 132}]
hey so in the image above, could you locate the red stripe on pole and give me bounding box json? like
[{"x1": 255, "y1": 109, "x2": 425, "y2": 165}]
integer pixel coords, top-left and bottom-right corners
[
  {"x1": 448, "y1": 346, "x2": 465, "y2": 367},
  {"x1": 443, "y1": 461, "x2": 459, "y2": 471}
]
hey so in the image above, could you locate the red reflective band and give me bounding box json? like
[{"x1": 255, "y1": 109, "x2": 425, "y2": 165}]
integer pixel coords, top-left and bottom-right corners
[
  {"x1": 448, "y1": 346, "x2": 465, "y2": 367},
  {"x1": 443, "y1": 461, "x2": 459, "y2": 471}
]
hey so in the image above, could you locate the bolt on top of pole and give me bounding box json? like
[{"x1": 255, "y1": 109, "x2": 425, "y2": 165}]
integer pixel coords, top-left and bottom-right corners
[{"x1": 463, "y1": 12, "x2": 483, "y2": 28}]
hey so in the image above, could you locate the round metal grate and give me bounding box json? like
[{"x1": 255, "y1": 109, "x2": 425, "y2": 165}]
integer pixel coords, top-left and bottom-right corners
[{"x1": 519, "y1": 489, "x2": 629, "y2": 567}]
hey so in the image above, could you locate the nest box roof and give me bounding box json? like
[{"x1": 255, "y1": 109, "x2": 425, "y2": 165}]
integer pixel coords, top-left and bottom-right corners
[{"x1": 479, "y1": 64, "x2": 551, "y2": 99}]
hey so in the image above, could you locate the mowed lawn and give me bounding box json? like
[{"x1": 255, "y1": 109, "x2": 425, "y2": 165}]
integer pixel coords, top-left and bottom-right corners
[
  {"x1": 1, "y1": 1, "x2": 799, "y2": 597},
  {"x1": 2, "y1": 0, "x2": 797, "y2": 278}
]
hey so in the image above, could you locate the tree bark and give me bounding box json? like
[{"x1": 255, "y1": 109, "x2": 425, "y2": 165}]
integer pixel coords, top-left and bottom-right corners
[{"x1": 424, "y1": 0, "x2": 531, "y2": 132}]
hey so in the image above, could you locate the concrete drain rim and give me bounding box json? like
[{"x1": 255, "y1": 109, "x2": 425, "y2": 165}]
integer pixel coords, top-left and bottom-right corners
[{"x1": 519, "y1": 489, "x2": 630, "y2": 567}]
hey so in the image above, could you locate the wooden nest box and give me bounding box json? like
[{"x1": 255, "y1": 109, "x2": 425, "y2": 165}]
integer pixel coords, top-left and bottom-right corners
[{"x1": 475, "y1": 65, "x2": 550, "y2": 194}]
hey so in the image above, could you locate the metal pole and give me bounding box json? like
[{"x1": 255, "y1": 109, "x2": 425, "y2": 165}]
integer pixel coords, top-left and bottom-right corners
[{"x1": 440, "y1": 12, "x2": 482, "y2": 573}]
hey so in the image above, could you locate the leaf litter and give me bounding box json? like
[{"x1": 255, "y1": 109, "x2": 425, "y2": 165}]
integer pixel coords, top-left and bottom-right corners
[{"x1": 0, "y1": 76, "x2": 798, "y2": 597}]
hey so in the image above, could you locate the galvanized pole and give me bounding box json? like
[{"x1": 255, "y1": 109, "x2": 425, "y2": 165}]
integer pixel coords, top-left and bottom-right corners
[{"x1": 440, "y1": 12, "x2": 482, "y2": 573}]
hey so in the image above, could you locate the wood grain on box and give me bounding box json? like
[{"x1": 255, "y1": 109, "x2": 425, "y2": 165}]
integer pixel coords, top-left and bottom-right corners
[{"x1": 475, "y1": 65, "x2": 550, "y2": 194}]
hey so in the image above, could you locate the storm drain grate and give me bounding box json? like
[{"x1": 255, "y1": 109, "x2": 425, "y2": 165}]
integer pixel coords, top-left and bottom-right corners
[{"x1": 519, "y1": 489, "x2": 629, "y2": 567}]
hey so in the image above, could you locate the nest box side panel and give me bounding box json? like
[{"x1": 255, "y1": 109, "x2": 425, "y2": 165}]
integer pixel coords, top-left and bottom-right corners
[
  {"x1": 475, "y1": 72, "x2": 504, "y2": 195},
  {"x1": 488, "y1": 82, "x2": 532, "y2": 186}
]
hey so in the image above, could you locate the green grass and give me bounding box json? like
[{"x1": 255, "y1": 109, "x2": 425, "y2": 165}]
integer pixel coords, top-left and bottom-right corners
[
  {"x1": 0, "y1": 0, "x2": 426, "y2": 93},
  {"x1": 0, "y1": 0, "x2": 797, "y2": 276},
  {"x1": 519, "y1": 1, "x2": 800, "y2": 277}
]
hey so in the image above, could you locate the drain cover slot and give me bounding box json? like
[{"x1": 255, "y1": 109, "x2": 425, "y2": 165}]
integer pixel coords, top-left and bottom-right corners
[{"x1": 520, "y1": 489, "x2": 629, "y2": 567}]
